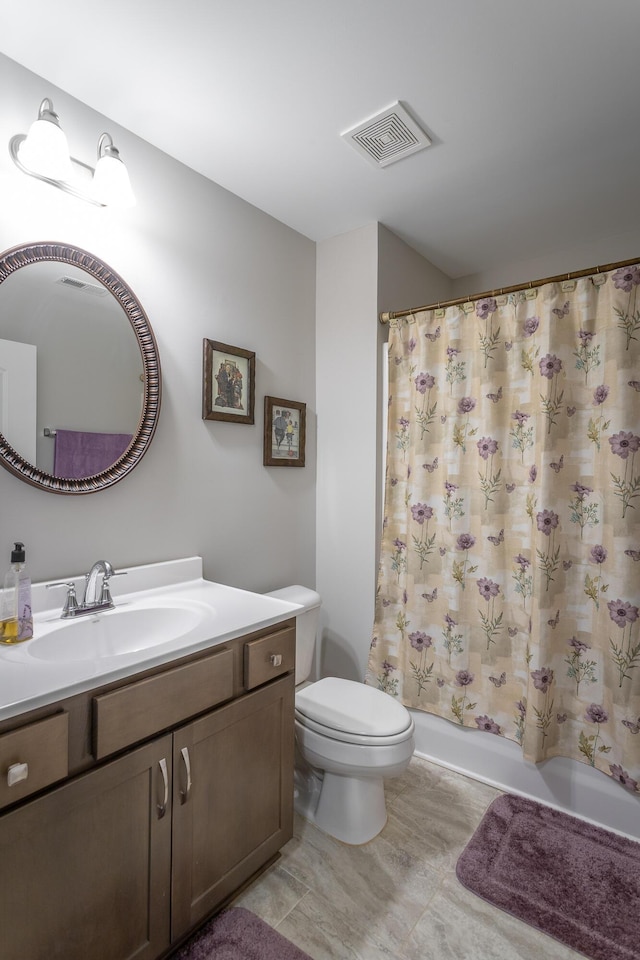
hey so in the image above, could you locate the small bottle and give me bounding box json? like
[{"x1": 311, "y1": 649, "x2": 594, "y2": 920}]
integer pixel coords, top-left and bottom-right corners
[{"x1": 0, "y1": 542, "x2": 33, "y2": 644}]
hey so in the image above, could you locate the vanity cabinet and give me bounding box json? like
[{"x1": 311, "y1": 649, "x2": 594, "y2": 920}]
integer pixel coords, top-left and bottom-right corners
[
  {"x1": 172, "y1": 675, "x2": 294, "y2": 939},
  {"x1": 0, "y1": 620, "x2": 295, "y2": 960},
  {"x1": 0, "y1": 735, "x2": 172, "y2": 960}
]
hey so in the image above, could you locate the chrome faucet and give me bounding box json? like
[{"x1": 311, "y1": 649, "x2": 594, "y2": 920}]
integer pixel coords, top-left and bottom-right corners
[
  {"x1": 47, "y1": 560, "x2": 126, "y2": 618},
  {"x1": 83, "y1": 560, "x2": 115, "y2": 608}
]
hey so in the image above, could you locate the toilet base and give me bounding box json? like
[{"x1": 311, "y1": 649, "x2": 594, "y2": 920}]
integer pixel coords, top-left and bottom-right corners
[
  {"x1": 303, "y1": 770, "x2": 388, "y2": 845},
  {"x1": 293, "y1": 759, "x2": 323, "y2": 823}
]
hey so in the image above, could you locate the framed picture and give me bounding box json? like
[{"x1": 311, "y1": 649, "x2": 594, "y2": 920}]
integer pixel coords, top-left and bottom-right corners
[
  {"x1": 202, "y1": 339, "x2": 255, "y2": 424},
  {"x1": 263, "y1": 396, "x2": 306, "y2": 467}
]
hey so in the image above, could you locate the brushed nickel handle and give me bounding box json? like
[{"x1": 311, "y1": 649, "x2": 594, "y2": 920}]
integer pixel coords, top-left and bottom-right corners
[
  {"x1": 7, "y1": 762, "x2": 29, "y2": 788},
  {"x1": 270, "y1": 654, "x2": 283, "y2": 667},
  {"x1": 46, "y1": 581, "x2": 79, "y2": 617},
  {"x1": 157, "y1": 758, "x2": 168, "y2": 819},
  {"x1": 99, "y1": 570, "x2": 127, "y2": 604},
  {"x1": 180, "y1": 746, "x2": 192, "y2": 804}
]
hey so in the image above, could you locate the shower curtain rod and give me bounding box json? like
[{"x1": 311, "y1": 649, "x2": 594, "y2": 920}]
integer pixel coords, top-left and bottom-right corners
[{"x1": 379, "y1": 254, "x2": 640, "y2": 323}]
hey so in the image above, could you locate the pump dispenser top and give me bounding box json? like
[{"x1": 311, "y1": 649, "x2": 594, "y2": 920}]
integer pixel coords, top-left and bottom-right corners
[{"x1": 11, "y1": 542, "x2": 25, "y2": 564}]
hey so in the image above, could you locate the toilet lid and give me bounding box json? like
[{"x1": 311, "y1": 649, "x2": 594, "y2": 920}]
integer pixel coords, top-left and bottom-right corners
[
  {"x1": 295, "y1": 677, "x2": 412, "y2": 737},
  {"x1": 295, "y1": 709, "x2": 414, "y2": 746}
]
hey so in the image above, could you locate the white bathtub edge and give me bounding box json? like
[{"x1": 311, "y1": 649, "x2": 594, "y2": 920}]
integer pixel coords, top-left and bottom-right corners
[{"x1": 411, "y1": 709, "x2": 640, "y2": 841}]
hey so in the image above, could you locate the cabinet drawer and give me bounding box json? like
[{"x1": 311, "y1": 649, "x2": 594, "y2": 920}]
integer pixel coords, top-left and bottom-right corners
[
  {"x1": 244, "y1": 624, "x2": 295, "y2": 690},
  {"x1": 93, "y1": 646, "x2": 234, "y2": 759},
  {"x1": 0, "y1": 713, "x2": 68, "y2": 810}
]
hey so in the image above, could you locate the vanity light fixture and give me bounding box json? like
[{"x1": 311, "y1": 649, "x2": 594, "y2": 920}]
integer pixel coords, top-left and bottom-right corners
[
  {"x1": 12, "y1": 97, "x2": 74, "y2": 181},
  {"x1": 91, "y1": 133, "x2": 136, "y2": 208},
  {"x1": 9, "y1": 97, "x2": 136, "y2": 208}
]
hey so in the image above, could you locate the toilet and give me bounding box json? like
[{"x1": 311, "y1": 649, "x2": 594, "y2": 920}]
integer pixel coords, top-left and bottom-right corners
[{"x1": 266, "y1": 585, "x2": 415, "y2": 845}]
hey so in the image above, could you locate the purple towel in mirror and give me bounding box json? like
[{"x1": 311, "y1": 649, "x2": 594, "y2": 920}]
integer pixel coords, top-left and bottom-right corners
[{"x1": 54, "y1": 429, "x2": 133, "y2": 479}]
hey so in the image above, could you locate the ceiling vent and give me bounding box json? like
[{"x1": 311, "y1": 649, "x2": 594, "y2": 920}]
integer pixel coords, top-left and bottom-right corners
[
  {"x1": 56, "y1": 276, "x2": 108, "y2": 297},
  {"x1": 341, "y1": 101, "x2": 431, "y2": 168}
]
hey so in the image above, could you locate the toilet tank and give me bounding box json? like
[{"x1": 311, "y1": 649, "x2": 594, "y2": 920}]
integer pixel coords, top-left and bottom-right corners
[{"x1": 265, "y1": 585, "x2": 321, "y2": 685}]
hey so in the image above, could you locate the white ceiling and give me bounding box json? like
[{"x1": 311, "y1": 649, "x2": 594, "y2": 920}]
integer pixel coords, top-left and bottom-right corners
[{"x1": 2, "y1": 0, "x2": 640, "y2": 279}]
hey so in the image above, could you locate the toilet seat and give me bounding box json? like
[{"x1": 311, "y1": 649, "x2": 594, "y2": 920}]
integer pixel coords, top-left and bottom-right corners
[{"x1": 295, "y1": 677, "x2": 413, "y2": 745}]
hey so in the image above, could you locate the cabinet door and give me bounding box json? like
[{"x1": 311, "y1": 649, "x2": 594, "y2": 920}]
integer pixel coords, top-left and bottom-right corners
[
  {"x1": 0, "y1": 735, "x2": 173, "y2": 960},
  {"x1": 171, "y1": 673, "x2": 294, "y2": 940}
]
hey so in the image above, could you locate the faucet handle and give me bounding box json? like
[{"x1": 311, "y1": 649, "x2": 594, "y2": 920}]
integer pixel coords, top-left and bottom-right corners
[
  {"x1": 46, "y1": 581, "x2": 79, "y2": 618},
  {"x1": 99, "y1": 570, "x2": 127, "y2": 604}
]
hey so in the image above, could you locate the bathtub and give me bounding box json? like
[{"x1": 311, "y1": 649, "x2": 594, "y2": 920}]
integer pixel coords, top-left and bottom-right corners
[{"x1": 412, "y1": 709, "x2": 640, "y2": 841}]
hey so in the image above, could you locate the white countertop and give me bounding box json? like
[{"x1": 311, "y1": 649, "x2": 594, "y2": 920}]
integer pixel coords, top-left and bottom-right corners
[{"x1": 0, "y1": 557, "x2": 300, "y2": 722}]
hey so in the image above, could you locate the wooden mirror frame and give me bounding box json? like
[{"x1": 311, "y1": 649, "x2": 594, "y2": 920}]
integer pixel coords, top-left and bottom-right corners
[{"x1": 0, "y1": 241, "x2": 161, "y2": 494}]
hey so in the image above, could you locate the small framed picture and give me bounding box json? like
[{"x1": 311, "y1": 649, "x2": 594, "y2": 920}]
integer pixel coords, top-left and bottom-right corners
[
  {"x1": 202, "y1": 339, "x2": 255, "y2": 424},
  {"x1": 264, "y1": 396, "x2": 306, "y2": 467}
]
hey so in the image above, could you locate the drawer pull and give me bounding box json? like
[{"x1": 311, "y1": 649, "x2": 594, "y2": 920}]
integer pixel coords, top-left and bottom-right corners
[
  {"x1": 157, "y1": 758, "x2": 168, "y2": 819},
  {"x1": 180, "y1": 747, "x2": 192, "y2": 804},
  {"x1": 7, "y1": 762, "x2": 29, "y2": 788},
  {"x1": 270, "y1": 654, "x2": 283, "y2": 667}
]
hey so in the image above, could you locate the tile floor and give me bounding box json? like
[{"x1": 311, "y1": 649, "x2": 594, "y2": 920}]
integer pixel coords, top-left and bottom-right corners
[{"x1": 232, "y1": 756, "x2": 585, "y2": 959}]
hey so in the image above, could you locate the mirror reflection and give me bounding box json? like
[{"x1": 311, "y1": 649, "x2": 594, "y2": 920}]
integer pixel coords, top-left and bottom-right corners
[
  {"x1": 1, "y1": 261, "x2": 143, "y2": 476},
  {"x1": 0, "y1": 242, "x2": 161, "y2": 495}
]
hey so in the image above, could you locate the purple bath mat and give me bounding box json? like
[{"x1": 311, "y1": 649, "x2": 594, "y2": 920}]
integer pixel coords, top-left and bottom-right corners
[
  {"x1": 456, "y1": 794, "x2": 640, "y2": 960},
  {"x1": 170, "y1": 907, "x2": 312, "y2": 960}
]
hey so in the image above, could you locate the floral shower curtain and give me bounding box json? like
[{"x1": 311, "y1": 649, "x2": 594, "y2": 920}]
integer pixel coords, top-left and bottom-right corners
[{"x1": 367, "y1": 262, "x2": 640, "y2": 796}]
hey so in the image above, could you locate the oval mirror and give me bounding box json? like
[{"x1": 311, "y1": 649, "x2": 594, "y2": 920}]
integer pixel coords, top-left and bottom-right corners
[{"x1": 0, "y1": 241, "x2": 161, "y2": 494}]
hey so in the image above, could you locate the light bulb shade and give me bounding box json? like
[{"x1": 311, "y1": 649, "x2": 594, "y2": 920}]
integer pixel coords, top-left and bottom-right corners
[
  {"x1": 92, "y1": 154, "x2": 136, "y2": 208},
  {"x1": 17, "y1": 100, "x2": 73, "y2": 181}
]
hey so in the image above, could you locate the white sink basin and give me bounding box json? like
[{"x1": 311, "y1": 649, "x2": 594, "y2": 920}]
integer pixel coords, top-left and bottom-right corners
[
  {"x1": 0, "y1": 558, "x2": 303, "y2": 724},
  {"x1": 28, "y1": 601, "x2": 208, "y2": 662}
]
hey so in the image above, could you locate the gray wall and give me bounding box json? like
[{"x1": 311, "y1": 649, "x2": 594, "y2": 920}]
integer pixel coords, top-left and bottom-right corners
[
  {"x1": 452, "y1": 226, "x2": 640, "y2": 297},
  {"x1": 315, "y1": 224, "x2": 451, "y2": 682},
  {"x1": 0, "y1": 54, "x2": 316, "y2": 591},
  {"x1": 315, "y1": 224, "x2": 378, "y2": 682}
]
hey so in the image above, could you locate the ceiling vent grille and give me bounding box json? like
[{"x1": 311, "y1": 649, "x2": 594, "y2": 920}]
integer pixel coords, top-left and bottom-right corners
[
  {"x1": 341, "y1": 101, "x2": 431, "y2": 168},
  {"x1": 56, "y1": 276, "x2": 108, "y2": 297}
]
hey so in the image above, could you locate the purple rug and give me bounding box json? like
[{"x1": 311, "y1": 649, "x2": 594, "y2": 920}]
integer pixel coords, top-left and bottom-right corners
[
  {"x1": 170, "y1": 907, "x2": 312, "y2": 960},
  {"x1": 456, "y1": 794, "x2": 640, "y2": 960}
]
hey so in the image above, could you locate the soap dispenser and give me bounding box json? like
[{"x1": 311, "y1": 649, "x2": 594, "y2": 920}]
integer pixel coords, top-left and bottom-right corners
[{"x1": 0, "y1": 542, "x2": 33, "y2": 644}]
